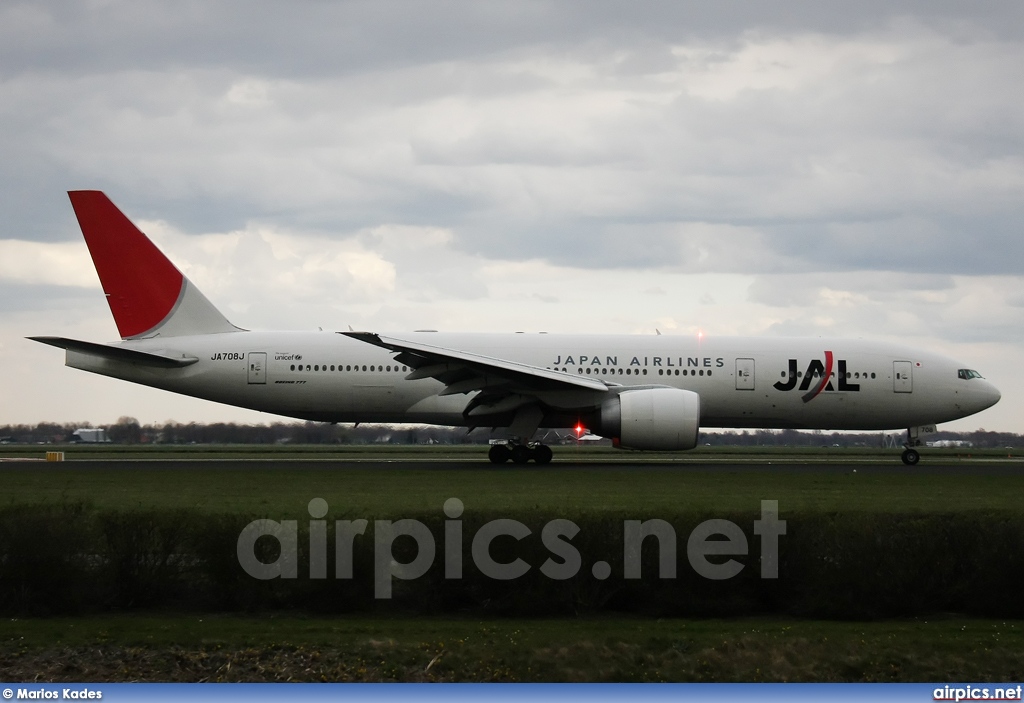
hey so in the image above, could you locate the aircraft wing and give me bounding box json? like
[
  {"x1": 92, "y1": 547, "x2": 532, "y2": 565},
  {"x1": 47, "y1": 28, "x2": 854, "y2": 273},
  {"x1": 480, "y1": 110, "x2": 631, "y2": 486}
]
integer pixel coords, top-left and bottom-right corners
[
  {"x1": 341, "y1": 332, "x2": 609, "y2": 410},
  {"x1": 28, "y1": 336, "x2": 199, "y2": 368}
]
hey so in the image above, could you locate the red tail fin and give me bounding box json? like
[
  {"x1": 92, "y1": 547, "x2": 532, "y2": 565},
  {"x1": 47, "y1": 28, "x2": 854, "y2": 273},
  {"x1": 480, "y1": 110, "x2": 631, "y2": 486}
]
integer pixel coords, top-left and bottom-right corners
[{"x1": 68, "y1": 191, "x2": 238, "y2": 339}]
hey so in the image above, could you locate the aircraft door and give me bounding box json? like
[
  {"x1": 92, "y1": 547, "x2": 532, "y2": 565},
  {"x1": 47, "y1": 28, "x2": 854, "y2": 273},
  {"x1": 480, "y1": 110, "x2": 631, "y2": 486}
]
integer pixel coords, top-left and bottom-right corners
[
  {"x1": 893, "y1": 360, "x2": 912, "y2": 393},
  {"x1": 248, "y1": 352, "x2": 267, "y2": 385},
  {"x1": 735, "y1": 358, "x2": 755, "y2": 390}
]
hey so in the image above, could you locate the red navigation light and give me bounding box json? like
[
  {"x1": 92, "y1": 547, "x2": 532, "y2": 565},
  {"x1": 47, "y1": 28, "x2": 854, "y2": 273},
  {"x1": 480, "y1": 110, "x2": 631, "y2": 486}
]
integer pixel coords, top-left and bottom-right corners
[{"x1": 575, "y1": 423, "x2": 584, "y2": 437}]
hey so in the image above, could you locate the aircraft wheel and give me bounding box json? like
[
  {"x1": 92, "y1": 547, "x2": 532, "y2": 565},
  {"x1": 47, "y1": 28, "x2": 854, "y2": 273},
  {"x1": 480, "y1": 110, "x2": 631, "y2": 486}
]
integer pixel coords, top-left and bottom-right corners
[
  {"x1": 534, "y1": 444, "x2": 553, "y2": 465},
  {"x1": 489, "y1": 444, "x2": 511, "y2": 464},
  {"x1": 510, "y1": 444, "x2": 531, "y2": 464},
  {"x1": 901, "y1": 448, "x2": 920, "y2": 466}
]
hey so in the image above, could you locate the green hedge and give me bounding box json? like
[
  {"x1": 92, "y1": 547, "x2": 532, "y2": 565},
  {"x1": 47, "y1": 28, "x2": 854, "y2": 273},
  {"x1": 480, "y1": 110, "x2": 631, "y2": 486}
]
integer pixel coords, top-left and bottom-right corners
[{"x1": 2, "y1": 504, "x2": 1022, "y2": 618}]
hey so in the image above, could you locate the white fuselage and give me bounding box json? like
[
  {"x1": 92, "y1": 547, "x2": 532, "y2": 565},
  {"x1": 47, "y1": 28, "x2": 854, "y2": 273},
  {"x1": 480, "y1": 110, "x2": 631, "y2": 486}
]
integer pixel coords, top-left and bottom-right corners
[{"x1": 66, "y1": 331, "x2": 1001, "y2": 432}]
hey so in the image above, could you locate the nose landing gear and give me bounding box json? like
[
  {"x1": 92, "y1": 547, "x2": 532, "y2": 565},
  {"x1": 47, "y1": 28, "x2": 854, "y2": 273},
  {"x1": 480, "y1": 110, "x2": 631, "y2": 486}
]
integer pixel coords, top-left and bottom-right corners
[
  {"x1": 901, "y1": 447, "x2": 920, "y2": 466},
  {"x1": 488, "y1": 441, "x2": 553, "y2": 465},
  {"x1": 900, "y1": 426, "x2": 926, "y2": 465}
]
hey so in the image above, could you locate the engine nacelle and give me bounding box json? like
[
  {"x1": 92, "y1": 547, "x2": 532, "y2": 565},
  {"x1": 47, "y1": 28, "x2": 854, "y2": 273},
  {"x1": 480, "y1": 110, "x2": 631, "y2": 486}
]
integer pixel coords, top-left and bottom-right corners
[{"x1": 596, "y1": 388, "x2": 701, "y2": 451}]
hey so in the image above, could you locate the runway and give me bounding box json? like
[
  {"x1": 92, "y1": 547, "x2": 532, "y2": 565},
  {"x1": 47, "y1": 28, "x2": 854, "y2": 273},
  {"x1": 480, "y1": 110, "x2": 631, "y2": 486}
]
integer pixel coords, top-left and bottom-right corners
[{"x1": 5, "y1": 456, "x2": 1024, "y2": 476}]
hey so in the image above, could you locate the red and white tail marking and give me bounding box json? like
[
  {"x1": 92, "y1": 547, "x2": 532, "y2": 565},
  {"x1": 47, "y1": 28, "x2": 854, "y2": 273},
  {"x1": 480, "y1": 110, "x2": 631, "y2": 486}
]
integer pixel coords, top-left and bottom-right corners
[{"x1": 68, "y1": 191, "x2": 238, "y2": 339}]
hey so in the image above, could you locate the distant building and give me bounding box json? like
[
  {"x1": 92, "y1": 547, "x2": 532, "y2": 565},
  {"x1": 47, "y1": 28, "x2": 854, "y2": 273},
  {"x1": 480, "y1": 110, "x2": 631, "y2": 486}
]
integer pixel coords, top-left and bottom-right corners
[
  {"x1": 926, "y1": 440, "x2": 973, "y2": 448},
  {"x1": 538, "y1": 429, "x2": 611, "y2": 446},
  {"x1": 72, "y1": 428, "x2": 110, "y2": 443}
]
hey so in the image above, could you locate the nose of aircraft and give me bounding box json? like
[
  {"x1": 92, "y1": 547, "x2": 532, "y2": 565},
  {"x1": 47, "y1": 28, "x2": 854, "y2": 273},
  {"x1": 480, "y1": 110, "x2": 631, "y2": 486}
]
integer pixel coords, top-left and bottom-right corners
[{"x1": 972, "y1": 379, "x2": 1002, "y2": 412}]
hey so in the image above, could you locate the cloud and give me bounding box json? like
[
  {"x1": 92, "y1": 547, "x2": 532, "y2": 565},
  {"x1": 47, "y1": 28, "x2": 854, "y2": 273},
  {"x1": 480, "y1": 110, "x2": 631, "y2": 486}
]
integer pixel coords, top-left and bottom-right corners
[
  {"x1": 0, "y1": 240, "x2": 98, "y2": 287},
  {"x1": 4, "y1": 12, "x2": 1021, "y2": 273}
]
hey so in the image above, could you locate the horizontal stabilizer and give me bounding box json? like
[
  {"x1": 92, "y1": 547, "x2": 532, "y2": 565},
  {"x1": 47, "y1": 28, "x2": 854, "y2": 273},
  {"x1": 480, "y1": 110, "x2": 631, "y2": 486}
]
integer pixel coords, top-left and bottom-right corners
[{"x1": 28, "y1": 336, "x2": 199, "y2": 368}]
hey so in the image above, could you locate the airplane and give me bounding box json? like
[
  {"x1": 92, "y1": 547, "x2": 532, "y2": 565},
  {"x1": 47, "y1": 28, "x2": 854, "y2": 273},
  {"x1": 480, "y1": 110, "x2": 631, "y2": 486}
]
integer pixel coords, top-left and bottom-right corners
[{"x1": 29, "y1": 191, "x2": 1001, "y2": 466}]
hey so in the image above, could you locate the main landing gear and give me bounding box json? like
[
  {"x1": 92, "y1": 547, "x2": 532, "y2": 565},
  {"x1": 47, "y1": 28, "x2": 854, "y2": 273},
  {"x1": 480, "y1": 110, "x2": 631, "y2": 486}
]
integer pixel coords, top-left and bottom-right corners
[{"x1": 488, "y1": 442, "x2": 553, "y2": 465}]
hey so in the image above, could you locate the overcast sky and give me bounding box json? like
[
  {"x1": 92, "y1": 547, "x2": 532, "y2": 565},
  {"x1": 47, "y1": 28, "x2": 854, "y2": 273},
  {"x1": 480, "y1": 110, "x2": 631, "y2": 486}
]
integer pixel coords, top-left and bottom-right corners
[{"x1": 1, "y1": 1, "x2": 1021, "y2": 432}]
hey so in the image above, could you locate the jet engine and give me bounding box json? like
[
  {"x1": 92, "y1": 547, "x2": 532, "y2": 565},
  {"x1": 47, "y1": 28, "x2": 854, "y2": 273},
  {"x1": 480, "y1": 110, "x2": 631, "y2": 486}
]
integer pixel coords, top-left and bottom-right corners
[{"x1": 595, "y1": 388, "x2": 701, "y2": 451}]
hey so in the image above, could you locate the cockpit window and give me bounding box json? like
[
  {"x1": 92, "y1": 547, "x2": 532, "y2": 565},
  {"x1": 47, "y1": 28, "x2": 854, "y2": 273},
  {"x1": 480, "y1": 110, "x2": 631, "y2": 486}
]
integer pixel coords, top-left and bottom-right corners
[{"x1": 958, "y1": 369, "x2": 984, "y2": 380}]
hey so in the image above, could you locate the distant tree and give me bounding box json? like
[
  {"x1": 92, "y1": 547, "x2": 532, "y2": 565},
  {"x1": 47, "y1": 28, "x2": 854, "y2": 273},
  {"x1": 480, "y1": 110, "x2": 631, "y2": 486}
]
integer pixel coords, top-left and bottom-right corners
[{"x1": 106, "y1": 416, "x2": 142, "y2": 444}]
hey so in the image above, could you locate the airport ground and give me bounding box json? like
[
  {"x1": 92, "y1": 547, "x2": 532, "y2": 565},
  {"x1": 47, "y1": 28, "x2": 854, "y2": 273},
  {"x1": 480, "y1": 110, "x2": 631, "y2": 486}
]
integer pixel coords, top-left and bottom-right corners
[
  {"x1": 2, "y1": 614, "x2": 1023, "y2": 682},
  {"x1": 2, "y1": 446, "x2": 1024, "y2": 682},
  {"x1": 2, "y1": 445, "x2": 1024, "y2": 514}
]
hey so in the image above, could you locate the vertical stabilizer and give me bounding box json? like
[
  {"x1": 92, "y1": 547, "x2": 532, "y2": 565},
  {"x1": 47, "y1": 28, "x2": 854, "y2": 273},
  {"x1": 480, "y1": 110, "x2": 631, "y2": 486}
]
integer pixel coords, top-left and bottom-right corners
[{"x1": 68, "y1": 191, "x2": 240, "y2": 339}]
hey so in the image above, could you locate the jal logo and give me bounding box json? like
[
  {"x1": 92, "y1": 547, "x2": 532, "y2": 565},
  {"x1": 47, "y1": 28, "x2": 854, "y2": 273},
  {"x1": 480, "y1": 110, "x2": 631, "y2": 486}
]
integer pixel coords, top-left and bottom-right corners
[{"x1": 773, "y1": 351, "x2": 860, "y2": 403}]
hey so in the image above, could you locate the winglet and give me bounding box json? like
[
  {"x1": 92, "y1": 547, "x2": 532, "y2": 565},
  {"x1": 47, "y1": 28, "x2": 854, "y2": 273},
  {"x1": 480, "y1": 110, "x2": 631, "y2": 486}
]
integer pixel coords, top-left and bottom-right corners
[{"x1": 68, "y1": 191, "x2": 239, "y2": 339}]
